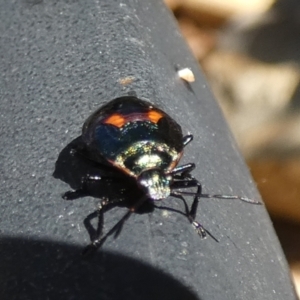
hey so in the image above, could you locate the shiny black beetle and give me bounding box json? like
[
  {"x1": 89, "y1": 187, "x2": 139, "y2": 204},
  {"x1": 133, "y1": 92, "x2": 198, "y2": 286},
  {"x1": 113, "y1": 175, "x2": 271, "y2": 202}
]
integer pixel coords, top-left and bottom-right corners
[{"x1": 63, "y1": 96, "x2": 260, "y2": 252}]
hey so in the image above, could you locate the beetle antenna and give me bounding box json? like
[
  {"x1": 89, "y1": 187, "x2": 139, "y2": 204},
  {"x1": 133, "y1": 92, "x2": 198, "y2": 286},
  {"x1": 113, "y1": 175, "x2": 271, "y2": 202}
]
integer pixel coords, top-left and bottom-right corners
[{"x1": 177, "y1": 191, "x2": 261, "y2": 205}]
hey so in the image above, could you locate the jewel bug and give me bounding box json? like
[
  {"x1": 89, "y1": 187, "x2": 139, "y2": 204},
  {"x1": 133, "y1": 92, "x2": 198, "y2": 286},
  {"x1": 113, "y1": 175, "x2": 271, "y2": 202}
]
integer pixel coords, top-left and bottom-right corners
[{"x1": 63, "y1": 96, "x2": 260, "y2": 253}]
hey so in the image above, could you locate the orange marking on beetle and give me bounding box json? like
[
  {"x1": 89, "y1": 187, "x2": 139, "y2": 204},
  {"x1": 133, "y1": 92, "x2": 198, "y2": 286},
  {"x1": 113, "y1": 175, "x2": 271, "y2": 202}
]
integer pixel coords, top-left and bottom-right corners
[
  {"x1": 104, "y1": 114, "x2": 126, "y2": 128},
  {"x1": 148, "y1": 110, "x2": 163, "y2": 123}
]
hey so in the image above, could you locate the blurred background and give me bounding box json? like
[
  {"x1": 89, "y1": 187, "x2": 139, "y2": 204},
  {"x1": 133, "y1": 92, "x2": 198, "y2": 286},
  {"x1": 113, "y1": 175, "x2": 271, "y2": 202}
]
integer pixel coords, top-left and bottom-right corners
[{"x1": 165, "y1": 0, "x2": 300, "y2": 296}]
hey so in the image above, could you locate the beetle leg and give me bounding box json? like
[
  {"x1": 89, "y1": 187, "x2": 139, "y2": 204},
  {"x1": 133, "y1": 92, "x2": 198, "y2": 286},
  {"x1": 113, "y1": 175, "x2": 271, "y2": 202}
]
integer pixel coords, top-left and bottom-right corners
[
  {"x1": 171, "y1": 176, "x2": 219, "y2": 241},
  {"x1": 82, "y1": 195, "x2": 148, "y2": 255},
  {"x1": 182, "y1": 134, "x2": 193, "y2": 147},
  {"x1": 170, "y1": 192, "x2": 218, "y2": 241},
  {"x1": 171, "y1": 177, "x2": 201, "y2": 219},
  {"x1": 171, "y1": 180, "x2": 200, "y2": 222},
  {"x1": 62, "y1": 175, "x2": 103, "y2": 200},
  {"x1": 171, "y1": 176, "x2": 203, "y2": 232},
  {"x1": 83, "y1": 197, "x2": 122, "y2": 243},
  {"x1": 171, "y1": 163, "x2": 195, "y2": 177},
  {"x1": 83, "y1": 200, "x2": 105, "y2": 242}
]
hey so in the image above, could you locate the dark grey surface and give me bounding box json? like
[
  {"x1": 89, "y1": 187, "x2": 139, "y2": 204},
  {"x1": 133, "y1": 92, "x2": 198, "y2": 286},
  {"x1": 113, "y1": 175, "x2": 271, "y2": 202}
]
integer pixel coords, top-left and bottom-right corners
[{"x1": 0, "y1": 0, "x2": 297, "y2": 300}]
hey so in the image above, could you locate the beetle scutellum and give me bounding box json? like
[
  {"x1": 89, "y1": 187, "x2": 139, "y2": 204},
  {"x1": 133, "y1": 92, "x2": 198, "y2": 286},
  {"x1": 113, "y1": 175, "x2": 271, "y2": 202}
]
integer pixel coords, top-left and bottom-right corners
[{"x1": 63, "y1": 96, "x2": 260, "y2": 253}]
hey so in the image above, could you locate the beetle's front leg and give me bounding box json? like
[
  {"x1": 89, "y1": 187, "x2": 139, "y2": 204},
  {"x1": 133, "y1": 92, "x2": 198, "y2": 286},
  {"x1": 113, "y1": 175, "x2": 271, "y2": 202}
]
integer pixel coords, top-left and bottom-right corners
[{"x1": 171, "y1": 176, "x2": 201, "y2": 219}]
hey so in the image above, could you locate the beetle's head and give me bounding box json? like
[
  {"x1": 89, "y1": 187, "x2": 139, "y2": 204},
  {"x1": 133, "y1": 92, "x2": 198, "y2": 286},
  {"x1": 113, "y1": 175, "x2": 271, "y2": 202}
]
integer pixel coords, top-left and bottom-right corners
[{"x1": 138, "y1": 169, "x2": 172, "y2": 201}]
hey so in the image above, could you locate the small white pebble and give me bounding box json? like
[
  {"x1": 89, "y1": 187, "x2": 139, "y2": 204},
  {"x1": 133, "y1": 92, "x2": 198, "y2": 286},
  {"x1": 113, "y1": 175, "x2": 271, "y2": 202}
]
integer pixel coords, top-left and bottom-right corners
[
  {"x1": 178, "y1": 68, "x2": 195, "y2": 82},
  {"x1": 162, "y1": 210, "x2": 169, "y2": 217}
]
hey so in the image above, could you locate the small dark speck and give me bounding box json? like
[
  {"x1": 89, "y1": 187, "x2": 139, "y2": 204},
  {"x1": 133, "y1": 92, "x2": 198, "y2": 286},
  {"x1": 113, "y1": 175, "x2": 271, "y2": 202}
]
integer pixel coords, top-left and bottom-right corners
[{"x1": 23, "y1": 0, "x2": 43, "y2": 6}]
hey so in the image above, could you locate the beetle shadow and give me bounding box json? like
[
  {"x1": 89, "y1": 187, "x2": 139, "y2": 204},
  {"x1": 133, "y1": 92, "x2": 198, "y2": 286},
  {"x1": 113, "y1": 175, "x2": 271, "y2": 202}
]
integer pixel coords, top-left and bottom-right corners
[{"x1": 0, "y1": 236, "x2": 201, "y2": 300}]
